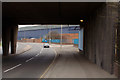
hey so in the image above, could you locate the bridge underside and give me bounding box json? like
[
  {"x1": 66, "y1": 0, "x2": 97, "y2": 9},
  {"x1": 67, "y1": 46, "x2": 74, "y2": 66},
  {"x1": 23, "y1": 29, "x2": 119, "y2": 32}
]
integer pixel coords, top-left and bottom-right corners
[
  {"x1": 3, "y1": 2, "x2": 103, "y2": 24},
  {"x1": 2, "y1": 2, "x2": 119, "y2": 76}
]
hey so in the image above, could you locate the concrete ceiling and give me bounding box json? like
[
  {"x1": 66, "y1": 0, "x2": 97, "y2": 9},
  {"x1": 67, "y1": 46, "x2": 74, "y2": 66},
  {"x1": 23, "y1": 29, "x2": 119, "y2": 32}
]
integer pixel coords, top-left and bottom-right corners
[{"x1": 3, "y1": 2, "x2": 104, "y2": 24}]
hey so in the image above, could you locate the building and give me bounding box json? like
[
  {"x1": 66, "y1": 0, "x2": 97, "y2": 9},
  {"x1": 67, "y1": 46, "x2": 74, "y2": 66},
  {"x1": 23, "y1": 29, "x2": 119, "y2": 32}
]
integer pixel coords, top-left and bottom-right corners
[{"x1": 18, "y1": 25, "x2": 80, "y2": 45}]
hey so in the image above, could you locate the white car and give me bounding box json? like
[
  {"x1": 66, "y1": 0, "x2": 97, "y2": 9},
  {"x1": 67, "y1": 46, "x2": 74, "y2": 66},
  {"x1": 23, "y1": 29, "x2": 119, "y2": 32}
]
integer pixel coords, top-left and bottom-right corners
[{"x1": 43, "y1": 43, "x2": 50, "y2": 48}]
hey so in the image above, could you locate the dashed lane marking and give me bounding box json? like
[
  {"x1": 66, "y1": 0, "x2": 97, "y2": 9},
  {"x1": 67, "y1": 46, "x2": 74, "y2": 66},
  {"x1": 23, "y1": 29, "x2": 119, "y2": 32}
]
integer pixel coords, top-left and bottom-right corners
[
  {"x1": 25, "y1": 57, "x2": 34, "y2": 62},
  {"x1": 26, "y1": 48, "x2": 43, "y2": 62},
  {"x1": 35, "y1": 48, "x2": 43, "y2": 57},
  {"x1": 4, "y1": 64, "x2": 22, "y2": 73},
  {"x1": 4, "y1": 47, "x2": 44, "y2": 73}
]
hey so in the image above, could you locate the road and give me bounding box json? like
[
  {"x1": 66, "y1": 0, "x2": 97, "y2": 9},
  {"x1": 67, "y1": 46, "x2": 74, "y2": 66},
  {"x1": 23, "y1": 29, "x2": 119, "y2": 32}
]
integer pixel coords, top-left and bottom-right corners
[
  {"x1": 2, "y1": 43, "x2": 117, "y2": 80},
  {"x1": 2, "y1": 43, "x2": 56, "y2": 79}
]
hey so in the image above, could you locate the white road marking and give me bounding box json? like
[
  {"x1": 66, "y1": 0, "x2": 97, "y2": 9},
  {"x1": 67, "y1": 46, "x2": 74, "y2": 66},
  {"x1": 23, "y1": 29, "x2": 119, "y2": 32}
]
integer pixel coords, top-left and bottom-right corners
[
  {"x1": 25, "y1": 57, "x2": 34, "y2": 62},
  {"x1": 35, "y1": 48, "x2": 43, "y2": 57},
  {"x1": 35, "y1": 54, "x2": 39, "y2": 57},
  {"x1": 40, "y1": 48, "x2": 43, "y2": 53},
  {"x1": 26, "y1": 48, "x2": 43, "y2": 62},
  {"x1": 4, "y1": 44, "x2": 44, "y2": 73},
  {"x1": 4, "y1": 64, "x2": 22, "y2": 73}
]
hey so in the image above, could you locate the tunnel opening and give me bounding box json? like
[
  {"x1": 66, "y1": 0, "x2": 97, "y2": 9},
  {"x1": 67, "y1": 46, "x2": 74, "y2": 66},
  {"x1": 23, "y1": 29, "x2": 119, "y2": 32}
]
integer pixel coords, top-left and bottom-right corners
[{"x1": 2, "y1": 2, "x2": 119, "y2": 79}]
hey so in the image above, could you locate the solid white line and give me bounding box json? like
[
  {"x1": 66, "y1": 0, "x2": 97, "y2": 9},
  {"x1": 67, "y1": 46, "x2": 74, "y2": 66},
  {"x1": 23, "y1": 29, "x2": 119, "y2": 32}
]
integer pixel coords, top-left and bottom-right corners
[{"x1": 4, "y1": 64, "x2": 22, "y2": 73}]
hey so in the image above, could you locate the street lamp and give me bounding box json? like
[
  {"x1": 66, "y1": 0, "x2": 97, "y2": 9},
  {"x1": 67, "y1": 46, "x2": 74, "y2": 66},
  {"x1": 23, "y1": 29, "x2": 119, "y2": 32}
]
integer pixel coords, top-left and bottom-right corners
[
  {"x1": 80, "y1": 20, "x2": 84, "y2": 23},
  {"x1": 61, "y1": 24, "x2": 62, "y2": 48}
]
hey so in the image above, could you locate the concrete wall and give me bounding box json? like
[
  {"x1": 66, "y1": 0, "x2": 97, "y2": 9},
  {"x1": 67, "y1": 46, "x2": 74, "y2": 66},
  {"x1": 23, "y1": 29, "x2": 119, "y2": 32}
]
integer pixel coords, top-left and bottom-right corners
[
  {"x1": 117, "y1": 1, "x2": 120, "y2": 78},
  {"x1": 0, "y1": 2, "x2": 2, "y2": 80},
  {"x1": 117, "y1": 1, "x2": 120, "y2": 65},
  {"x1": 84, "y1": 3, "x2": 118, "y2": 74}
]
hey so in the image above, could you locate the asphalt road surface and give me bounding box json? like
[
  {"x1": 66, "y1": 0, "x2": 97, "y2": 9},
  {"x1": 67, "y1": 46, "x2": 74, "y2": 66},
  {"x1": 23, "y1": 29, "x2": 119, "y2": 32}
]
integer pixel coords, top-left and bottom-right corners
[
  {"x1": 2, "y1": 43, "x2": 56, "y2": 79},
  {"x1": 2, "y1": 43, "x2": 117, "y2": 80}
]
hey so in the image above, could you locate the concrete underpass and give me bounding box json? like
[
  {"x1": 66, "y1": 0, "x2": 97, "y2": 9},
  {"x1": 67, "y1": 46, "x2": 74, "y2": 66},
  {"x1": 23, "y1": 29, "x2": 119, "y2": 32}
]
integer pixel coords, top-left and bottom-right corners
[{"x1": 1, "y1": 1, "x2": 120, "y2": 79}]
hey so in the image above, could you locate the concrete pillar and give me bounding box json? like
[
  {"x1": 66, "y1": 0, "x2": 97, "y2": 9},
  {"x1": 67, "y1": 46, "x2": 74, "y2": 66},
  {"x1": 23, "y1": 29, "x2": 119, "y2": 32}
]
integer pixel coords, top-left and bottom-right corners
[
  {"x1": 2, "y1": 24, "x2": 11, "y2": 56},
  {"x1": 11, "y1": 25, "x2": 18, "y2": 54}
]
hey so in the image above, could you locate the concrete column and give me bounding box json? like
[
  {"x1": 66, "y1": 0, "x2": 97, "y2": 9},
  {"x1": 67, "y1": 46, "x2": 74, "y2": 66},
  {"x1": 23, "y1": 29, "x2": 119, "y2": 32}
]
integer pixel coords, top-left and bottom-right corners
[
  {"x1": 11, "y1": 25, "x2": 18, "y2": 54},
  {"x1": 2, "y1": 25, "x2": 11, "y2": 56}
]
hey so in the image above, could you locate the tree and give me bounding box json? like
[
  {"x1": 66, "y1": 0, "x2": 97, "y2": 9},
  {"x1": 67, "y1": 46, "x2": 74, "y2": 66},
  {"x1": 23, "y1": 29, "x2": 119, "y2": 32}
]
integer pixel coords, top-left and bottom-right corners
[{"x1": 45, "y1": 31, "x2": 60, "y2": 40}]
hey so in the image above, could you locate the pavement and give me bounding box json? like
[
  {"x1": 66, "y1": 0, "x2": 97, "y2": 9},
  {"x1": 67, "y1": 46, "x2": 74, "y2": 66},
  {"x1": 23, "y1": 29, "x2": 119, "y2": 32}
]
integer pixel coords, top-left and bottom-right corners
[
  {"x1": 2, "y1": 43, "x2": 118, "y2": 80},
  {"x1": 44, "y1": 45, "x2": 117, "y2": 78},
  {"x1": 0, "y1": 42, "x2": 32, "y2": 55},
  {"x1": 16, "y1": 43, "x2": 32, "y2": 55}
]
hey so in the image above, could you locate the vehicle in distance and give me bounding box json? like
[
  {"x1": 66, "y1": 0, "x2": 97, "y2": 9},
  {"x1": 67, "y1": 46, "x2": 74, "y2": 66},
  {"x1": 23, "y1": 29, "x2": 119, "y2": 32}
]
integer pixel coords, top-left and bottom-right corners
[{"x1": 43, "y1": 43, "x2": 50, "y2": 48}]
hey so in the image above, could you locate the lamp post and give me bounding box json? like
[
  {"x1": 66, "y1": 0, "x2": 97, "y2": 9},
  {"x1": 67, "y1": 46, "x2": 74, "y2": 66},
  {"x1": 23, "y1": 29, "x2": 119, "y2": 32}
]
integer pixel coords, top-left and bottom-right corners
[{"x1": 61, "y1": 24, "x2": 62, "y2": 48}]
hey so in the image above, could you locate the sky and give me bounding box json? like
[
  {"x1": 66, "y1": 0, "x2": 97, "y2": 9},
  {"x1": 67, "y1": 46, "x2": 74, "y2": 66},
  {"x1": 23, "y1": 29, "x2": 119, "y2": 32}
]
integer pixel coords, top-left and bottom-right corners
[
  {"x1": 18, "y1": 25, "x2": 40, "y2": 28},
  {"x1": 18, "y1": 25, "x2": 80, "y2": 28}
]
